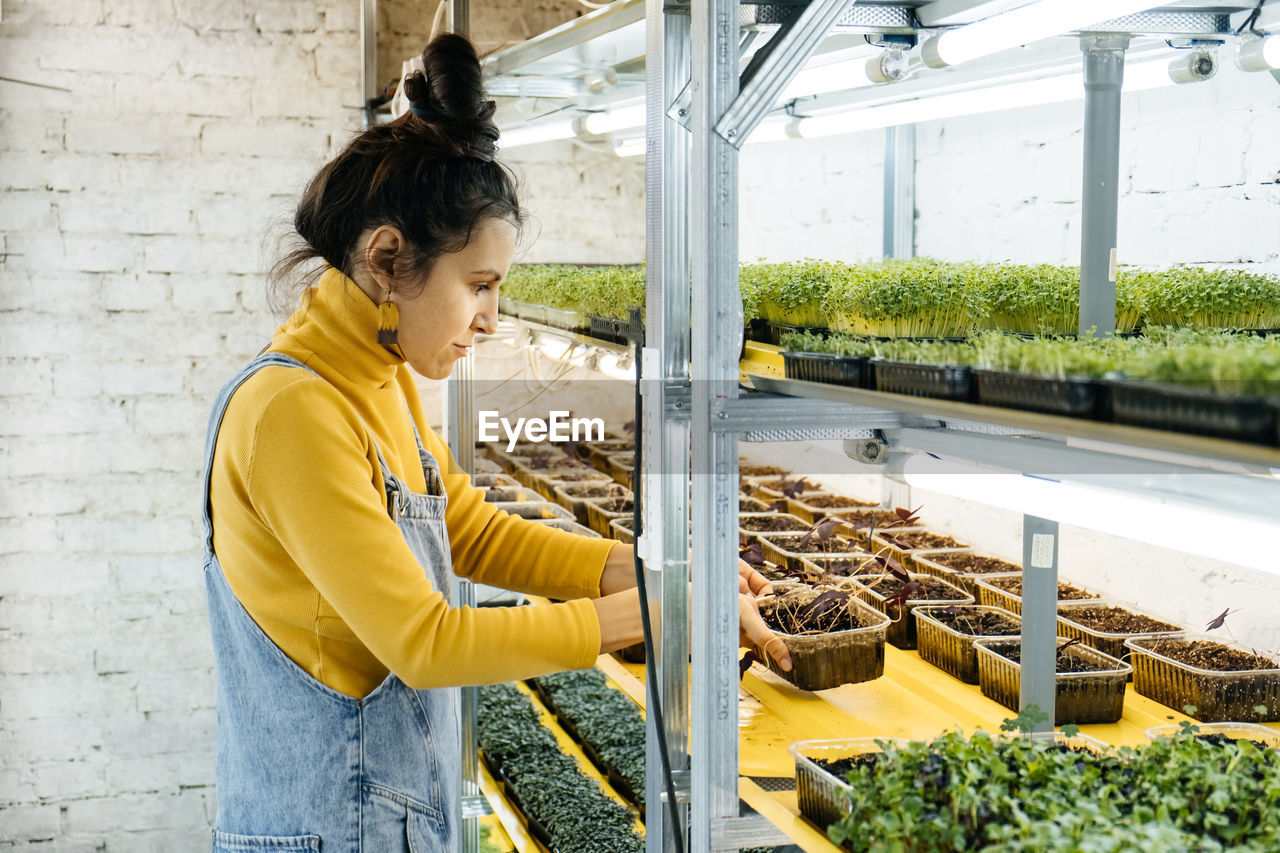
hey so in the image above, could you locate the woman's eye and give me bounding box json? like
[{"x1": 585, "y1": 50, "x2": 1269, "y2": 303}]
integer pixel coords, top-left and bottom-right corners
[{"x1": 472, "y1": 283, "x2": 491, "y2": 293}]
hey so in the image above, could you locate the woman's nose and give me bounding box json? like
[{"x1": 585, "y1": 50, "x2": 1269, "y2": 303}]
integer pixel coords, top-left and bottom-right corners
[{"x1": 474, "y1": 294, "x2": 498, "y2": 335}]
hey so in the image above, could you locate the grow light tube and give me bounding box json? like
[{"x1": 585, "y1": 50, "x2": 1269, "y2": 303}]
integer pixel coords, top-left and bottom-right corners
[
  {"x1": 920, "y1": 0, "x2": 1162, "y2": 69},
  {"x1": 788, "y1": 56, "x2": 1174, "y2": 139},
  {"x1": 1236, "y1": 36, "x2": 1280, "y2": 72},
  {"x1": 900, "y1": 454, "x2": 1280, "y2": 575},
  {"x1": 499, "y1": 117, "x2": 578, "y2": 149}
]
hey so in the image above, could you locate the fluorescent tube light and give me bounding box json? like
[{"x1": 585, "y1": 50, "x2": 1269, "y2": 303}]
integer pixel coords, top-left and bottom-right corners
[
  {"x1": 901, "y1": 454, "x2": 1280, "y2": 574},
  {"x1": 781, "y1": 49, "x2": 909, "y2": 100},
  {"x1": 921, "y1": 0, "x2": 1161, "y2": 69},
  {"x1": 1236, "y1": 36, "x2": 1280, "y2": 72},
  {"x1": 791, "y1": 57, "x2": 1174, "y2": 139},
  {"x1": 498, "y1": 118, "x2": 577, "y2": 149},
  {"x1": 581, "y1": 103, "x2": 646, "y2": 135},
  {"x1": 613, "y1": 136, "x2": 645, "y2": 158}
]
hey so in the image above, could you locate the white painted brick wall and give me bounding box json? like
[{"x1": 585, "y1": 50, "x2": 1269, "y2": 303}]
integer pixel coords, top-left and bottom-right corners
[{"x1": 0, "y1": 0, "x2": 365, "y2": 845}]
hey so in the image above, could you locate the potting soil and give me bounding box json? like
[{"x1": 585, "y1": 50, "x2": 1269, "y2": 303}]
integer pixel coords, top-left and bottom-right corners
[
  {"x1": 988, "y1": 576, "x2": 1097, "y2": 600},
  {"x1": 1145, "y1": 639, "x2": 1277, "y2": 672},
  {"x1": 933, "y1": 553, "x2": 1020, "y2": 574},
  {"x1": 1063, "y1": 605, "x2": 1181, "y2": 634},
  {"x1": 931, "y1": 607, "x2": 1021, "y2": 636}
]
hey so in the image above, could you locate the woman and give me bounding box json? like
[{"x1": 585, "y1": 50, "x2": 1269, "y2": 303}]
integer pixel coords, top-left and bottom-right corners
[{"x1": 200, "y1": 33, "x2": 789, "y2": 852}]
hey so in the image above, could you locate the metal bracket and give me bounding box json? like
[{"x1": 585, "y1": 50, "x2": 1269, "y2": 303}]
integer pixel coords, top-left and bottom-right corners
[
  {"x1": 460, "y1": 795, "x2": 493, "y2": 819},
  {"x1": 715, "y1": 0, "x2": 852, "y2": 147},
  {"x1": 710, "y1": 392, "x2": 908, "y2": 433},
  {"x1": 844, "y1": 434, "x2": 890, "y2": 464},
  {"x1": 668, "y1": 79, "x2": 694, "y2": 128},
  {"x1": 657, "y1": 769, "x2": 692, "y2": 804},
  {"x1": 663, "y1": 381, "x2": 693, "y2": 420},
  {"x1": 710, "y1": 814, "x2": 792, "y2": 847}
]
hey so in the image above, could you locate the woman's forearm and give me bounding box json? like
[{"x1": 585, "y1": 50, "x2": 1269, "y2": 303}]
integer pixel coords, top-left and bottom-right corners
[{"x1": 598, "y1": 542, "x2": 638, "y2": 596}]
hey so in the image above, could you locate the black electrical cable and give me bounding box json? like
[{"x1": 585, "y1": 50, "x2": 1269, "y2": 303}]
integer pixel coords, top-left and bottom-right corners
[
  {"x1": 629, "y1": 311, "x2": 686, "y2": 853},
  {"x1": 1237, "y1": 0, "x2": 1268, "y2": 36}
]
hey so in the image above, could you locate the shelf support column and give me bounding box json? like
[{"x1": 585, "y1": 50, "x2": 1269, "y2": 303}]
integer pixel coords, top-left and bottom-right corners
[
  {"x1": 1078, "y1": 34, "x2": 1129, "y2": 337},
  {"x1": 691, "y1": 0, "x2": 744, "y2": 848},
  {"x1": 644, "y1": 0, "x2": 693, "y2": 851},
  {"x1": 883, "y1": 124, "x2": 916, "y2": 259},
  {"x1": 1020, "y1": 515, "x2": 1060, "y2": 733}
]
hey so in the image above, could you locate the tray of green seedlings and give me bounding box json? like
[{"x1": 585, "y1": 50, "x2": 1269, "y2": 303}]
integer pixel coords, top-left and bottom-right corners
[
  {"x1": 477, "y1": 683, "x2": 642, "y2": 852},
  {"x1": 1144, "y1": 721, "x2": 1280, "y2": 749},
  {"x1": 789, "y1": 737, "x2": 911, "y2": 832}
]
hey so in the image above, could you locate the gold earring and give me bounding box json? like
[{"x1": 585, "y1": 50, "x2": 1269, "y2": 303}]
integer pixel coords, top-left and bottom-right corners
[{"x1": 377, "y1": 297, "x2": 399, "y2": 346}]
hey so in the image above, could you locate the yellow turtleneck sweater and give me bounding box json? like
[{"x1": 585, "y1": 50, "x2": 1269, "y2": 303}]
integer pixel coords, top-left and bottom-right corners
[{"x1": 209, "y1": 268, "x2": 610, "y2": 698}]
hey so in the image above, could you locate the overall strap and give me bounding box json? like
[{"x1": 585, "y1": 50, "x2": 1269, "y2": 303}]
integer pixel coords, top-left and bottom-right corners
[{"x1": 200, "y1": 352, "x2": 397, "y2": 553}]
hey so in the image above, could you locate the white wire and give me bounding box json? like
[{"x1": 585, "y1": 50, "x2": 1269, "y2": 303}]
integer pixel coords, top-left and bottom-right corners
[{"x1": 430, "y1": 0, "x2": 449, "y2": 39}]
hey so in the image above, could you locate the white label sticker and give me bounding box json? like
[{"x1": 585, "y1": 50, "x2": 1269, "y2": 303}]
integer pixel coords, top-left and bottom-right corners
[
  {"x1": 1031, "y1": 533, "x2": 1056, "y2": 569},
  {"x1": 1108, "y1": 248, "x2": 1118, "y2": 283}
]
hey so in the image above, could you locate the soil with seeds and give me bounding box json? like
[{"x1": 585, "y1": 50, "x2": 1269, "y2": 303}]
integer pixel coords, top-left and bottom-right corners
[
  {"x1": 563, "y1": 484, "x2": 629, "y2": 499},
  {"x1": 739, "y1": 515, "x2": 808, "y2": 533},
  {"x1": 740, "y1": 465, "x2": 789, "y2": 478},
  {"x1": 815, "y1": 752, "x2": 882, "y2": 779},
  {"x1": 739, "y1": 496, "x2": 772, "y2": 512},
  {"x1": 987, "y1": 576, "x2": 1097, "y2": 601},
  {"x1": 595, "y1": 497, "x2": 634, "y2": 513},
  {"x1": 548, "y1": 471, "x2": 608, "y2": 483},
  {"x1": 865, "y1": 576, "x2": 966, "y2": 603},
  {"x1": 1143, "y1": 639, "x2": 1278, "y2": 672},
  {"x1": 762, "y1": 533, "x2": 859, "y2": 554},
  {"x1": 828, "y1": 510, "x2": 884, "y2": 528},
  {"x1": 931, "y1": 553, "x2": 1020, "y2": 575},
  {"x1": 930, "y1": 607, "x2": 1021, "y2": 636},
  {"x1": 989, "y1": 644, "x2": 1111, "y2": 674},
  {"x1": 761, "y1": 592, "x2": 870, "y2": 634},
  {"x1": 877, "y1": 531, "x2": 966, "y2": 551},
  {"x1": 806, "y1": 557, "x2": 879, "y2": 578},
  {"x1": 588, "y1": 441, "x2": 633, "y2": 454},
  {"x1": 521, "y1": 455, "x2": 587, "y2": 470},
  {"x1": 1195, "y1": 734, "x2": 1274, "y2": 749},
  {"x1": 753, "y1": 478, "x2": 810, "y2": 494},
  {"x1": 1061, "y1": 605, "x2": 1180, "y2": 635},
  {"x1": 800, "y1": 495, "x2": 875, "y2": 509},
  {"x1": 612, "y1": 517, "x2": 634, "y2": 531}
]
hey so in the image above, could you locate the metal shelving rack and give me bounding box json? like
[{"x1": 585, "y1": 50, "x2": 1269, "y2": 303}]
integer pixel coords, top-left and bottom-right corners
[{"x1": 432, "y1": 2, "x2": 1280, "y2": 851}]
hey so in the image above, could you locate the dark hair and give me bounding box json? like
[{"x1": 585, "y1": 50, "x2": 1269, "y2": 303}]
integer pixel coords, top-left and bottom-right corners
[{"x1": 269, "y1": 33, "x2": 522, "y2": 311}]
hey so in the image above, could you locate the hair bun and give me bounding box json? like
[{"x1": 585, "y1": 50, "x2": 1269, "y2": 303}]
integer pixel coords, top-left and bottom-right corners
[{"x1": 402, "y1": 33, "x2": 499, "y2": 161}]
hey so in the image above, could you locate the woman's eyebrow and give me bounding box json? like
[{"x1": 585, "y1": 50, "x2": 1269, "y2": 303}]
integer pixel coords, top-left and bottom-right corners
[{"x1": 471, "y1": 268, "x2": 503, "y2": 280}]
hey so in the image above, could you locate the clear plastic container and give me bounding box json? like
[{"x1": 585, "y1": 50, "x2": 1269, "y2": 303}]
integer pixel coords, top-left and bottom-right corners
[
  {"x1": 974, "y1": 638, "x2": 1132, "y2": 724},
  {"x1": 584, "y1": 495, "x2": 635, "y2": 537},
  {"x1": 854, "y1": 572, "x2": 973, "y2": 650},
  {"x1": 737, "y1": 511, "x2": 810, "y2": 547},
  {"x1": 972, "y1": 573, "x2": 1099, "y2": 616},
  {"x1": 1144, "y1": 721, "x2": 1280, "y2": 748},
  {"x1": 1056, "y1": 598, "x2": 1184, "y2": 659},
  {"x1": 491, "y1": 501, "x2": 574, "y2": 522},
  {"x1": 910, "y1": 550, "x2": 1021, "y2": 597},
  {"x1": 1125, "y1": 633, "x2": 1280, "y2": 723},
  {"x1": 471, "y1": 472, "x2": 522, "y2": 490},
  {"x1": 552, "y1": 480, "x2": 630, "y2": 525},
  {"x1": 608, "y1": 516, "x2": 634, "y2": 545},
  {"x1": 789, "y1": 737, "x2": 910, "y2": 831},
  {"x1": 534, "y1": 518, "x2": 601, "y2": 538},
  {"x1": 868, "y1": 529, "x2": 969, "y2": 565},
  {"x1": 785, "y1": 493, "x2": 878, "y2": 523},
  {"x1": 758, "y1": 531, "x2": 868, "y2": 575},
  {"x1": 760, "y1": 589, "x2": 890, "y2": 691},
  {"x1": 913, "y1": 604, "x2": 1022, "y2": 684}
]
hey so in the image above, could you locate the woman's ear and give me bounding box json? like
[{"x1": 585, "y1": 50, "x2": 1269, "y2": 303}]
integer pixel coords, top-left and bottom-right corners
[{"x1": 364, "y1": 226, "x2": 405, "y2": 295}]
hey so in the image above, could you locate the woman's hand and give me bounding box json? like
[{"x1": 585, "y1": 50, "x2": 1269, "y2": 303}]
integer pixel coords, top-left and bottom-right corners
[{"x1": 740, "y1": 592, "x2": 791, "y2": 672}]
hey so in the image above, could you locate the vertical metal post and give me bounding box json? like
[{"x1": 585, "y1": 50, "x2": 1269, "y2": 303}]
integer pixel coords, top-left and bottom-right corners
[
  {"x1": 645, "y1": 0, "x2": 692, "y2": 851},
  {"x1": 691, "y1": 0, "x2": 742, "y2": 849},
  {"x1": 448, "y1": 7, "x2": 481, "y2": 853},
  {"x1": 360, "y1": 0, "x2": 379, "y2": 130},
  {"x1": 1020, "y1": 514, "x2": 1060, "y2": 733},
  {"x1": 1078, "y1": 35, "x2": 1128, "y2": 337},
  {"x1": 882, "y1": 124, "x2": 916, "y2": 260}
]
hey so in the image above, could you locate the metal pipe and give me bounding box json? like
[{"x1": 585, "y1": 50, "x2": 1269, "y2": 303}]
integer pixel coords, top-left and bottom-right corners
[
  {"x1": 1078, "y1": 35, "x2": 1129, "y2": 336},
  {"x1": 360, "y1": 0, "x2": 379, "y2": 130}
]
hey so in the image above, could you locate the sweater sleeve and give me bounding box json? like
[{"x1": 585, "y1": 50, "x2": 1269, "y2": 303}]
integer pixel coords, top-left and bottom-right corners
[{"x1": 243, "y1": 375, "x2": 601, "y2": 689}]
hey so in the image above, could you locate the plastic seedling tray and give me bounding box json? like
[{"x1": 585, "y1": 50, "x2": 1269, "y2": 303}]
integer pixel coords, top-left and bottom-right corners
[
  {"x1": 786, "y1": 493, "x2": 879, "y2": 524},
  {"x1": 868, "y1": 528, "x2": 968, "y2": 565},
  {"x1": 605, "y1": 451, "x2": 634, "y2": 487},
  {"x1": 737, "y1": 511, "x2": 811, "y2": 546},
  {"x1": 471, "y1": 472, "x2": 522, "y2": 490},
  {"x1": 552, "y1": 481, "x2": 631, "y2": 526},
  {"x1": 911, "y1": 551, "x2": 1020, "y2": 598},
  {"x1": 584, "y1": 440, "x2": 635, "y2": 472},
  {"x1": 798, "y1": 553, "x2": 882, "y2": 584},
  {"x1": 1125, "y1": 634, "x2": 1280, "y2": 722},
  {"x1": 759, "y1": 589, "x2": 889, "y2": 690},
  {"x1": 534, "y1": 468, "x2": 612, "y2": 500},
  {"x1": 481, "y1": 486, "x2": 536, "y2": 503},
  {"x1": 913, "y1": 605, "x2": 1022, "y2": 684},
  {"x1": 854, "y1": 572, "x2": 973, "y2": 650},
  {"x1": 972, "y1": 573, "x2": 1099, "y2": 616},
  {"x1": 608, "y1": 515, "x2": 634, "y2": 545},
  {"x1": 1107, "y1": 379, "x2": 1279, "y2": 446},
  {"x1": 780, "y1": 350, "x2": 869, "y2": 389},
  {"x1": 584, "y1": 495, "x2": 635, "y2": 537},
  {"x1": 974, "y1": 639, "x2": 1132, "y2": 724},
  {"x1": 492, "y1": 501, "x2": 574, "y2": 522},
  {"x1": 738, "y1": 495, "x2": 772, "y2": 513},
  {"x1": 873, "y1": 359, "x2": 974, "y2": 402},
  {"x1": 789, "y1": 737, "x2": 909, "y2": 831},
  {"x1": 535, "y1": 518, "x2": 601, "y2": 538},
  {"x1": 974, "y1": 369, "x2": 1108, "y2": 420},
  {"x1": 541, "y1": 305, "x2": 586, "y2": 333},
  {"x1": 587, "y1": 314, "x2": 629, "y2": 345},
  {"x1": 1056, "y1": 599, "x2": 1185, "y2": 660},
  {"x1": 1144, "y1": 722, "x2": 1280, "y2": 749},
  {"x1": 758, "y1": 531, "x2": 869, "y2": 575}
]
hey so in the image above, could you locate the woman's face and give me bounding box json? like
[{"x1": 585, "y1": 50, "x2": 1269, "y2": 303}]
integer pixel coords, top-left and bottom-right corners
[{"x1": 395, "y1": 217, "x2": 516, "y2": 380}]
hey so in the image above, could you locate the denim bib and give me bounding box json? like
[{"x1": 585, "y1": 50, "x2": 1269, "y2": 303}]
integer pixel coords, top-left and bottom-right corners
[{"x1": 201, "y1": 352, "x2": 460, "y2": 852}]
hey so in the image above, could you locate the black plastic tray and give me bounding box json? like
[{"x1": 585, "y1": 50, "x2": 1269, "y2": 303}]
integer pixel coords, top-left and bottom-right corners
[
  {"x1": 874, "y1": 360, "x2": 974, "y2": 402},
  {"x1": 780, "y1": 351, "x2": 869, "y2": 388},
  {"x1": 1107, "y1": 379, "x2": 1279, "y2": 446},
  {"x1": 974, "y1": 369, "x2": 1108, "y2": 420}
]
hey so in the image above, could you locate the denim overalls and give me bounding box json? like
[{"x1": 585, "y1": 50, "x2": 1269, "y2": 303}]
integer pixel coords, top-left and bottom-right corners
[{"x1": 201, "y1": 352, "x2": 460, "y2": 852}]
